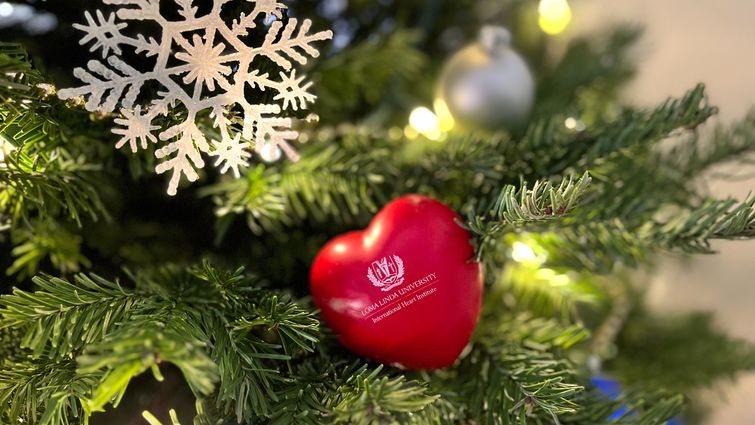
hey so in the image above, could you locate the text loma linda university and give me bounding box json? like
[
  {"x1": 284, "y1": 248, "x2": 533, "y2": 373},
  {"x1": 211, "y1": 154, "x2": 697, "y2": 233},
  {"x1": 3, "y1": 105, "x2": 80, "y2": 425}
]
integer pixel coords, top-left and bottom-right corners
[{"x1": 360, "y1": 272, "x2": 439, "y2": 322}]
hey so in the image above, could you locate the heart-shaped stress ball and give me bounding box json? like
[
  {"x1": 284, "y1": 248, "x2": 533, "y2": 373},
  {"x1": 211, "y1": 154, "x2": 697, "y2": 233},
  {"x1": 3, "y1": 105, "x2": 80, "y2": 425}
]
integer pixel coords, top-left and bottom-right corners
[{"x1": 310, "y1": 195, "x2": 483, "y2": 369}]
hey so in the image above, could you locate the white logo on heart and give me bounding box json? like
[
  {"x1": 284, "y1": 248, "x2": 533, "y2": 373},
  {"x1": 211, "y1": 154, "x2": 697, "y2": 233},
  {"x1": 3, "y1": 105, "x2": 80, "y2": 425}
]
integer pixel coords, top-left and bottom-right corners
[{"x1": 367, "y1": 255, "x2": 405, "y2": 292}]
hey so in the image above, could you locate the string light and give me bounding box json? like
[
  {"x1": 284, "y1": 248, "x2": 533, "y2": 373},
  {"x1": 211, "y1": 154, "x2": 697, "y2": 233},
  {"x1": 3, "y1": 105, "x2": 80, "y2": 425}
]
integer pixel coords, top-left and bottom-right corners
[
  {"x1": 433, "y1": 98, "x2": 456, "y2": 132},
  {"x1": 408, "y1": 106, "x2": 444, "y2": 141},
  {"x1": 535, "y1": 268, "x2": 571, "y2": 286},
  {"x1": 511, "y1": 241, "x2": 538, "y2": 263},
  {"x1": 403, "y1": 125, "x2": 419, "y2": 140},
  {"x1": 408, "y1": 107, "x2": 438, "y2": 133},
  {"x1": 0, "y1": 3, "x2": 13, "y2": 18},
  {"x1": 388, "y1": 127, "x2": 403, "y2": 141},
  {"x1": 510, "y1": 239, "x2": 549, "y2": 266},
  {"x1": 0, "y1": 135, "x2": 16, "y2": 168},
  {"x1": 564, "y1": 117, "x2": 586, "y2": 131},
  {"x1": 258, "y1": 142, "x2": 282, "y2": 162},
  {"x1": 538, "y1": 0, "x2": 572, "y2": 35}
]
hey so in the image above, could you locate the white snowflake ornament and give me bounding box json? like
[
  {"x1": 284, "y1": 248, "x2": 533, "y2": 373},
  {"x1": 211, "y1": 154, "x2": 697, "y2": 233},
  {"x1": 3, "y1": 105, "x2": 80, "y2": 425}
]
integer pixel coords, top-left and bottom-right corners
[{"x1": 58, "y1": 0, "x2": 332, "y2": 195}]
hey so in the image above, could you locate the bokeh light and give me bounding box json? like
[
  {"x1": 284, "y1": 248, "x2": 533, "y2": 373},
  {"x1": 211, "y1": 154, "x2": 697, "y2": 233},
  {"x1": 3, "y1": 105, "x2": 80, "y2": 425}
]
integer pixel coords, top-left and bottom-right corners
[
  {"x1": 538, "y1": 0, "x2": 572, "y2": 35},
  {"x1": 0, "y1": 2, "x2": 13, "y2": 18},
  {"x1": 408, "y1": 106, "x2": 443, "y2": 140},
  {"x1": 258, "y1": 142, "x2": 283, "y2": 162},
  {"x1": 433, "y1": 98, "x2": 456, "y2": 132}
]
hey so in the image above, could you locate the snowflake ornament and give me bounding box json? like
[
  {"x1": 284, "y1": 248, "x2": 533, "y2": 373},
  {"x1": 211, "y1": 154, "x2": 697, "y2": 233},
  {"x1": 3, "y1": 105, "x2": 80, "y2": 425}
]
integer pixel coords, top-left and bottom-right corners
[{"x1": 58, "y1": 0, "x2": 332, "y2": 195}]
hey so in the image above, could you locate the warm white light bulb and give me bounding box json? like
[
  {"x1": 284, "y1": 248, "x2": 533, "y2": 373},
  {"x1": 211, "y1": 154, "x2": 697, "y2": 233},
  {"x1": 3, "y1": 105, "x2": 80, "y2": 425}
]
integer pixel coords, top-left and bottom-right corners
[
  {"x1": 408, "y1": 106, "x2": 445, "y2": 141},
  {"x1": 511, "y1": 241, "x2": 538, "y2": 263},
  {"x1": 0, "y1": 136, "x2": 16, "y2": 168},
  {"x1": 259, "y1": 142, "x2": 282, "y2": 162},
  {"x1": 409, "y1": 107, "x2": 439, "y2": 134},
  {"x1": 0, "y1": 2, "x2": 13, "y2": 18},
  {"x1": 433, "y1": 98, "x2": 456, "y2": 132},
  {"x1": 538, "y1": 0, "x2": 572, "y2": 35}
]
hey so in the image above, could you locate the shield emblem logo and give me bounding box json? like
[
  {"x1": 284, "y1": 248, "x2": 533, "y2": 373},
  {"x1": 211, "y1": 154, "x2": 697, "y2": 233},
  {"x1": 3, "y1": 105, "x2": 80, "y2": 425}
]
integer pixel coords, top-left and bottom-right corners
[{"x1": 367, "y1": 255, "x2": 405, "y2": 292}]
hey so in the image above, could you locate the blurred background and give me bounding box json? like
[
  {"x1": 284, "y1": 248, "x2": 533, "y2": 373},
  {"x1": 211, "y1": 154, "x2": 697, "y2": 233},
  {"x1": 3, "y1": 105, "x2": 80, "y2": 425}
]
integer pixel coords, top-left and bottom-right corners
[{"x1": 571, "y1": 1, "x2": 755, "y2": 423}]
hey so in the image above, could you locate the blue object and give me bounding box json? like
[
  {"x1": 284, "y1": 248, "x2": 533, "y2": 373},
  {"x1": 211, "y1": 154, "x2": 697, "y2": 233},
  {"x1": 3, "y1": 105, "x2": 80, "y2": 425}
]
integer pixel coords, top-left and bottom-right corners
[
  {"x1": 590, "y1": 376, "x2": 683, "y2": 424},
  {"x1": 590, "y1": 376, "x2": 631, "y2": 420}
]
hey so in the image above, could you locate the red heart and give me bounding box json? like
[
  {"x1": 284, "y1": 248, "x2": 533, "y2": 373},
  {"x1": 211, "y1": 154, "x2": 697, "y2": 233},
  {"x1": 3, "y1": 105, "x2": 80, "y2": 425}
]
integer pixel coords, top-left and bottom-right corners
[{"x1": 310, "y1": 195, "x2": 483, "y2": 369}]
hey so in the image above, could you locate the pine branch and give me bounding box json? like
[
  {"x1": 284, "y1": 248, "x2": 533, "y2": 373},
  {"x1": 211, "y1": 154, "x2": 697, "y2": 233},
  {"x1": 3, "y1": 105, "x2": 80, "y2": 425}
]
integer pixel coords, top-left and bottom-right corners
[
  {"x1": 494, "y1": 172, "x2": 591, "y2": 225},
  {"x1": 0, "y1": 262, "x2": 326, "y2": 424},
  {"x1": 0, "y1": 42, "x2": 48, "y2": 110},
  {"x1": 651, "y1": 197, "x2": 755, "y2": 253},
  {"x1": 127, "y1": 264, "x2": 321, "y2": 422},
  {"x1": 270, "y1": 358, "x2": 443, "y2": 425},
  {"x1": 7, "y1": 219, "x2": 91, "y2": 279},
  {"x1": 403, "y1": 315, "x2": 592, "y2": 424},
  {"x1": 201, "y1": 164, "x2": 288, "y2": 234},
  {"x1": 143, "y1": 409, "x2": 182, "y2": 425},
  {"x1": 584, "y1": 159, "x2": 697, "y2": 231},
  {"x1": 141, "y1": 400, "x2": 223, "y2": 425},
  {"x1": 536, "y1": 26, "x2": 641, "y2": 117},
  {"x1": 0, "y1": 43, "x2": 112, "y2": 278},
  {"x1": 581, "y1": 83, "x2": 716, "y2": 165},
  {"x1": 203, "y1": 139, "x2": 391, "y2": 235},
  {"x1": 233, "y1": 294, "x2": 319, "y2": 356},
  {"x1": 0, "y1": 326, "x2": 26, "y2": 362},
  {"x1": 563, "y1": 387, "x2": 684, "y2": 425},
  {"x1": 132, "y1": 261, "x2": 260, "y2": 309},
  {"x1": 208, "y1": 291, "x2": 320, "y2": 422},
  {"x1": 204, "y1": 129, "x2": 515, "y2": 238},
  {"x1": 0, "y1": 272, "x2": 141, "y2": 359},
  {"x1": 267, "y1": 356, "x2": 333, "y2": 425},
  {"x1": 611, "y1": 310, "x2": 755, "y2": 393},
  {"x1": 313, "y1": 30, "x2": 427, "y2": 123},
  {"x1": 0, "y1": 358, "x2": 101, "y2": 425},
  {"x1": 328, "y1": 364, "x2": 439, "y2": 424},
  {"x1": 400, "y1": 134, "x2": 509, "y2": 211},
  {"x1": 448, "y1": 342, "x2": 582, "y2": 424},
  {"x1": 517, "y1": 85, "x2": 716, "y2": 176},
  {"x1": 0, "y1": 112, "x2": 108, "y2": 228},
  {"x1": 0, "y1": 42, "x2": 111, "y2": 229},
  {"x1": 77, "y1": 310, "x2": 218, "y2": 415},
  {"x1": 535, "y1": 221, "x2": 649, "y2": 273},
  {"x1": 467, "y1": 172, "x2": 591, "y2": 248},
  {"x1": 483, "y1": 239, "x2": 604, "y2": 320},
  {"x1": 187, "y1": 260, "x2": 257, "y2": 309},
  {"x1": 668, "y1": 109, "x2": 755, "y2": 177},
  {"x1": 278, "y1": 143, "x2": 387, "y2": 223},
  {"x1": 480, "y1": 313, "x2": 591, "y2": 351},
  {"x1": 573, "y1": 111, "x2": 755, "y2": 228},
  {"x1": 517, "y1": 196, "x2": 755, "y2": 273},
  {"x1": 431, "y1": 313, "x2": 675, "y2": 424}
]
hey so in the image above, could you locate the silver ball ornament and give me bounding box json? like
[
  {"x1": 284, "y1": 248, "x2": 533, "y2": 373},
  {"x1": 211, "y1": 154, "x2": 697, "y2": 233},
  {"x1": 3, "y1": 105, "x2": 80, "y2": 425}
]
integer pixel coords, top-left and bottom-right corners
[{"x1": 436, "y1": 26, "x2": 535, "y2": 129}]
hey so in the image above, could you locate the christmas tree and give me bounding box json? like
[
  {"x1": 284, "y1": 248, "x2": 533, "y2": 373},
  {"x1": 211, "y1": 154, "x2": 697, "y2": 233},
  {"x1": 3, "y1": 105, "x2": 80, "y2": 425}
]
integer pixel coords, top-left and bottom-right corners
[{"x1": 1, "y1": 0, "x2": 755, "y2": 424}]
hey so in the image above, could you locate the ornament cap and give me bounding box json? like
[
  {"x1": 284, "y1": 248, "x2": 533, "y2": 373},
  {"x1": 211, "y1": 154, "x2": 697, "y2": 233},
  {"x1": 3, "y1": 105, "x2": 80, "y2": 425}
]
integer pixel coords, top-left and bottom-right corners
[{"x1": 479, "y1": 25, "x2": 512, "y2": 54}]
